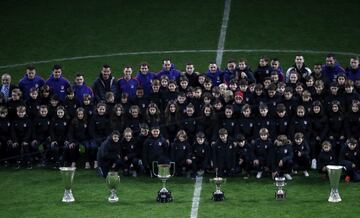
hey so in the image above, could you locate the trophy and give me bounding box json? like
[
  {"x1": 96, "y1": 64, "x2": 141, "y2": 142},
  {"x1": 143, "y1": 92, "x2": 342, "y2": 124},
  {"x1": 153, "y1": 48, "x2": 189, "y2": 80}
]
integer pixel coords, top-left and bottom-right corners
[
  {"x1": 327, "y1": 165, "x2": 344, "y2": 203},
  {"x1": 106, "y1": 171, "x2": 121, "y2": 203},
  {"x1": 275, "y1": 177, "x2": 286, "y2": 200},
  {"x1": 209, "y1": 171, "x2": 226, "y2": 201},
  {"x1": 152, "y1": 161, "x2": 175, "y2": 203},
  {"x1": 59, "y1": 167, "x2": 76, "y2": 203}
]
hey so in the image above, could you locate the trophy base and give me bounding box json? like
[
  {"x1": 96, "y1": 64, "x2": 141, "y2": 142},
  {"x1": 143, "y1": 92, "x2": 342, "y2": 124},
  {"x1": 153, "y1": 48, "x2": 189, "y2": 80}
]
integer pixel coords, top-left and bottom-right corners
[
  {"x1": 275, "y1": 192, "x2": 286, "y2": 200},
  {"x1": 328, "y1": 190, "x2": 342, "y2": 203},
  {"x1": 212, "y1": 191, "x2": 225, "y2": 201},
  {"x1": 108, "y1": 190, "x2": 119, "y2": 203},
  {"x1": 62, "y1": 189, "x2": 75, "y2": 203},
  {"x1": 157, "y1": 189, "x2": 173, "y2": 203}
]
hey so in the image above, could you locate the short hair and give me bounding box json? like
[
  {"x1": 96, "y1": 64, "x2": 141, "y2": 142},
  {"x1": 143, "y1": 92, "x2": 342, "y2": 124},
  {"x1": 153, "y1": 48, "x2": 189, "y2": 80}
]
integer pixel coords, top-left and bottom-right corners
[
  {"x1": 259, "y1": 128, "x2": 269, "y2": 135},
  {"x1": 218, "y1": 128, "x2": 228, "y2": 135},
  {"x1": 53, "y1": 64, "x2": 62, "y2": 70},
  {"x1": 103, "y1": 64, "x2": 111, "y2": 68},
  {"x1": 26, "y1": 65, "x2": 36, "y2": 71}
]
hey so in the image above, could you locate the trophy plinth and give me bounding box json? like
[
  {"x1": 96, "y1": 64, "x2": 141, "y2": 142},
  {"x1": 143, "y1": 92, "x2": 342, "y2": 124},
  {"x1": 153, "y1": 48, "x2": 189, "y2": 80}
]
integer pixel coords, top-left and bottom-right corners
[
  {"x1": 153, "y1": 161, "x2": 175, "y2": 203},
  {"x1": 59, "y1": 167, "x2": 76, "y2": 203},
  {"x1": 327, "y1": 165, "x2": 344, "y2": 203},
  {"x1": 106, "y1": 171, "x2": 120, "y2": 203},
  {"x1": 210, "y1": 177, "x2": 226, "y2": 201},
  {"x1": 275, "y1": 177, "x2": 286, "y2": 200}
]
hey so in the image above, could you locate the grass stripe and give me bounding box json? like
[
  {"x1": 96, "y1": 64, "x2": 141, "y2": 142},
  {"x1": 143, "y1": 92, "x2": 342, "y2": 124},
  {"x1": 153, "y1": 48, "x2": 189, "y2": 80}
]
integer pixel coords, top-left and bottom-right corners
[{"x1": 215, "y1": 0, "x2": 232, "y2": 68}]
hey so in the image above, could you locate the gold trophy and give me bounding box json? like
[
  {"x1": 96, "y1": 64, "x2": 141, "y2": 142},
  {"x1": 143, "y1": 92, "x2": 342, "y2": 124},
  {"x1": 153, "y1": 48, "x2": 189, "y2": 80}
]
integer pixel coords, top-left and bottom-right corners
[
  {"x1": 106, "y1": 171, "x2": 121, "y2": 203},
  {"x1": 59, "y1": 167, "x2": 76, "y2": 203},
  {"x1": 152, "y1": 161, "x2": 175, "y2": 203}
]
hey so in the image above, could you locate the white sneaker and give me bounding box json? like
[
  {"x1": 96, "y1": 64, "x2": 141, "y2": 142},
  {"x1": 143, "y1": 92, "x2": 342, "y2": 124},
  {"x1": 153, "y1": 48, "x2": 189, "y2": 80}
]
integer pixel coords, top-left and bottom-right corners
[
  {"x1": 256, "y1": 171, "x2": 263, "y2": 179},
  {"x1": 93, "y1": 161, "x2": 98, "y2": 169},
  {"x1": 303, "y1": 171, "x2": 309, "y2": 177},
  {"x1": 131, "y1": 170, "x2": 138, "y2": 177},
  {"x1": 284, "y1": 174, "x2": 293, "y2": 180},
  {"x1": 292, "y1": 170, "x2": 298, "y2": 175},
  {"x1": 311, "y1": 159, "x2": 317, "y2": 170},
  {"x1": 85, "y1": 162, "x2": 90, "y2": 169},
  {"x1": 71, "y1": 162, "x2": 76, "y2": 168}
]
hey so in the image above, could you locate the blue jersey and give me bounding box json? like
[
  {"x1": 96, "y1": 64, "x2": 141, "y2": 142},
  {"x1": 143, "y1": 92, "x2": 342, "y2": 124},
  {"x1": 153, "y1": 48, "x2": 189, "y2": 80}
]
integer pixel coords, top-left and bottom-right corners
[
  {"x1": 18, "y1": 74, "x2": 45, "y2": 99},
  {"x1": 45, "y1": 75, "x2": 70, "y2": 102},
  {"x1": 117, "y1": 77, "x2": 139, "y2": 97}
]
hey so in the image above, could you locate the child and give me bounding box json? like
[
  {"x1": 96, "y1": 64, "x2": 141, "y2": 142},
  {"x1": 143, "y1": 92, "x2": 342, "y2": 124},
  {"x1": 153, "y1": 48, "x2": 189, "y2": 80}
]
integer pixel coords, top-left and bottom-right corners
[
  {"x1": 121, "y1": 128, "x2": 142, "y2": 177},
  {"x1": 26, "y1": 87, "x2": 42, "y2": 120},
  {"x1": 127, "y1": 105, "x2": 142, "y2": 136},
  {"x1": 309, "y1": 101, "x2": 328, "y2": 168},
  {"x1": 145, "y1": 102, "x2": 161, "y2": 127},
  {"x1": 235, "y1": 134, "x2": 253, "y2": 179},
  {"x1": 197, "y1": 104, "x2": 218, "y2": 143},
  {"x1": 171, "y1": 130, "x2": 193, "y2": 177},
  {"x1": 89, "y1": 102, "x2": 110, "y2": 168},
  {"x1": 290, "y1": 105, "x2": 310, "y2": 141},
  {"x1": 0, "y1": 106, "x2": 12, "y2": 166},
  {"x1": 221, "y1": 105, "x2": 238, "y2": 138},
  {"x1": 67, "y1": 107, "x2": 95, "y2": 168},
  {"x1": 142, "y1": 125, "x2": 170, "y2": 176},
  {"x1": 64, "y1": 87, "x2": 77, "y2": 119},
  {"x1": 11, "y1": 105, "x2": 32, "y2": 169},
  {"x1": 238, "y1": 104, "x2": 255, "y2": 143},
  {"x1": 292, "y1": 132, "x2": 310, "y2": 177},
  {"x1": 317, "y1": 141, "x2": 336, "y2": 176},
  {"x1": 275, "y1": 103, "x2": 290, "y2": 137},
  {"x1": 82, "y1": 93, "x2": 94, "y2": 118},
  {"x1": 345, "y1": 101, "x2": 360, "y2": 141},
  {"x1": 212, "y1": 128, "x2": 236, "y2": 177},
  {"x1": 269, "y1": 135, "x2": 294, "y2": 180},
  {"x1": 328, "y1": 100, "x2": 345, "y2": 153},
  {"x1": 191, "y1": 132, "x2": 210, "y2": 176},
  {"x1": 97, "y1": 130, "x2": 123, "y2": 178},
  {"x1": 180, "y1": 103, "x2": 198, "y2": 142},
  {"x1": 31, "y1": 105, "x2": 52, "y2": 166},
  {"x1": 49, "y1": 106, "x2": 69, "y2": 168},
  {"x1": 339, "y1": 138, "x2": 360, "y2": 182},
  {"x1": 255, "y1": 103, "x2": 276, "y2": 140},
  {"x1": 110, "y1": 104, "x2": 126, "y2": 133},
  {"x1": 105, "y1": 91, "x2": 116, "y2": 114},
  {"x1": 163, "y1": 100, "x2": 181, "y2": 143},
  {"x1": 252, "y1": 128, "x2": 272, "y2": 179}
]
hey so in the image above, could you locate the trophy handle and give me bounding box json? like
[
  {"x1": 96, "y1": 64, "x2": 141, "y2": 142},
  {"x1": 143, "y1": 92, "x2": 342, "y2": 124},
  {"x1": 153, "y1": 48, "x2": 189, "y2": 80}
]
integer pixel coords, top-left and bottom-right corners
[
  {"x1": 170, "y1": 162, "x2": 176, "y2": 177},
  {"x1": 152, "y1": 161, "x2": 159, "y2": 177}
]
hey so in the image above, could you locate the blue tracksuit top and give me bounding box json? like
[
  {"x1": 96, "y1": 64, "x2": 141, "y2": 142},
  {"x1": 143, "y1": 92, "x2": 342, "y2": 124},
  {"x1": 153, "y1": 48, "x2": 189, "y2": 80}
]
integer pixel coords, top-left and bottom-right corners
[
  {"x1": 135, "y1": 72, "x2": 154, "y2": 96},
  {"x1": 117, "y1": 77, "x2": 139, "y2": 98},
  {"x1": 45, "y1": 75, "x2": 70, "y2": 102},
  {"x1": 322, "y1": 63, "x2": 345, "y2": 82},
  {"x1": 73, "y1": 84, "x2": 93, "y2": 105},
  {"x1": 156, "y1": 64, "x2": 181, "y2": 80},
  {"x1": 18, "y1": 74, "x2": 45, "y2": 99},
  {"x1": 345, "y1": 67, "x2": 360, "y2": 81},
  {"x1": 206, "y1": 69, "x2": 223, "y2": 86}
]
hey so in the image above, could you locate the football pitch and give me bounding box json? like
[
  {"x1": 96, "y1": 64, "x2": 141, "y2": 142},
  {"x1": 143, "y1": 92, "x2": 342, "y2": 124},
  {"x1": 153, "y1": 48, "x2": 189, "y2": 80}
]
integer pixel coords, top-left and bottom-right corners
[{"x1": 1, "y1": 0, "x2": 360, "y2": 217}]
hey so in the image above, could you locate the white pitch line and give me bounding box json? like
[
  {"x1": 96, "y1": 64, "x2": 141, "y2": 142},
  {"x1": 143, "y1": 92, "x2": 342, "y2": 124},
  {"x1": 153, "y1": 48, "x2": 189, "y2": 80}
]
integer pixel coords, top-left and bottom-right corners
[
  {"x1": 215, "y1": 0, "x2": 232, "y2": 68},
  {"x1": 0, "y1": 49, "x2": 359, "y2": 70},
  {"x1": 190, "y1": 176, "x2": 203, "y2": 218}
]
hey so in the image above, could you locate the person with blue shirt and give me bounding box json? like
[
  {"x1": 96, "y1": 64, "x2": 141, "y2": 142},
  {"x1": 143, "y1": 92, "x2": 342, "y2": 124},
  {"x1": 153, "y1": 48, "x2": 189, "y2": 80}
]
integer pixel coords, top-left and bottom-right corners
[
  {"x1": 345, "y1": 56, "x2": 360, "y2": 81},
  {"x1": 322, "y1": 54, "x2": 345, "y2": 82},
  {"x1": 45, "y1": 64, "x2": 70, "y2": 102},
  {"x1": 156, "y1": 59, "x2": 181, "y2": 81},
  {"x1": 205, "y1": 62, "x2": 223, "y2": 87},
  {"x1": 135, "y1": 62, "x2": 154, "y2": 97},
  {"x1": 117, "y1": 66, "x2": 139, "y2": 99},
  {"x1": 73, "y1": 74, "x2": 93, "y2": 105},
  {"x1": 18, "y1": 65, "x2": 45, "y2": 100}
]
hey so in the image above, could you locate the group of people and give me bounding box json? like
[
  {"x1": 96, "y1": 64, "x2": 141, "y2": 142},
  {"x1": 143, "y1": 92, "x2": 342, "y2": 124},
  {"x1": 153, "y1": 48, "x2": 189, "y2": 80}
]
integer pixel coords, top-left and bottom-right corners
[{"x1": 0, "y1": 53, "x2": 360, "y2": 181}]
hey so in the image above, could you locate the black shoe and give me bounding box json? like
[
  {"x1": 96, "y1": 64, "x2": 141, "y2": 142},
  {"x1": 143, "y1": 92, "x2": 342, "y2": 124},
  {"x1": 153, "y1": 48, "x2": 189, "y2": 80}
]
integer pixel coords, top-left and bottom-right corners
[{"x1": 26, "y1": 162, "x2": 33, "y2": 170}]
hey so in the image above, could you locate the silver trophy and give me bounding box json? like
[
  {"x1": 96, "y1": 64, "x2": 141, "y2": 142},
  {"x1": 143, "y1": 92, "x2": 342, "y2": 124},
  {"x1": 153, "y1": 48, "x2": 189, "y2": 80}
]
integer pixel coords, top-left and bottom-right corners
[
  {"x1": 209, "y1": 174, "x2": 226, "y2": 201},
  {"x1": 59, "y1": 167, "x2": 76, "y2": 203},
  {"x1": 106, "y1": 171, "x2": 121, "y2": 203},
  {"x1": 152, "y1": 161, "x2": 175, "y2": 203},
  {"x1": 327, "y1": 165, "x2": 344, "y2": 203},
  {"x1": 275, "y1": 177, "x2": 286, "y2": 200}
]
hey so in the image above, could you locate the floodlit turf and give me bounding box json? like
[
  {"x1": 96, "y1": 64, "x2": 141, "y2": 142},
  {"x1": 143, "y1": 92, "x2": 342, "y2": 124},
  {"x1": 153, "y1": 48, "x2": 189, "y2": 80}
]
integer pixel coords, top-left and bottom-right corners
[
  {"x1": 1, "y1": 0, "x2": 360, "y2": 217},
  {"x1": 0, "y1": 169, "x2": 360, "y2": 218}
]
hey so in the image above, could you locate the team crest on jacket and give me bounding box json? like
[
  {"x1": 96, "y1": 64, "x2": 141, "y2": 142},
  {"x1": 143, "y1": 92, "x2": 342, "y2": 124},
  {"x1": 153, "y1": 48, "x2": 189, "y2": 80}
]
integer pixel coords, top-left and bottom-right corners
[
  {"x1": 158, "y1": 142, "x2": 162, "y2": 146},
  {"x1": 61, "y1": 85, "x2": 64, "y2": 90},
  {"x1": 183, "y1": 146, "x2": 186, "y2": 150},
  {"x1": 131, "y1": 145, "x2": 134, "y2": 149},
  {"x1": 24, "y1": 123, "x2": 27, "y2": 127},
  {"x1": 35, "y1": 84, "x2": 39, "y2": 88},
  {"x1": 284, "y1": 149, "x2": 288, "y2": 154}
]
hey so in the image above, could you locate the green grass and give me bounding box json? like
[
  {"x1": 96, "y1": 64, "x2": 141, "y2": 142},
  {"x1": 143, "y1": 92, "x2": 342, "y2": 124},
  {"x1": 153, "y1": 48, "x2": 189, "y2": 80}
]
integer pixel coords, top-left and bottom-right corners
[
  {"x1": 1, "y1": 0, "x2": 360, "y2": 217},
  {"x1": 1, "y1": 169, "x2": 359, "y2": 218}
]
